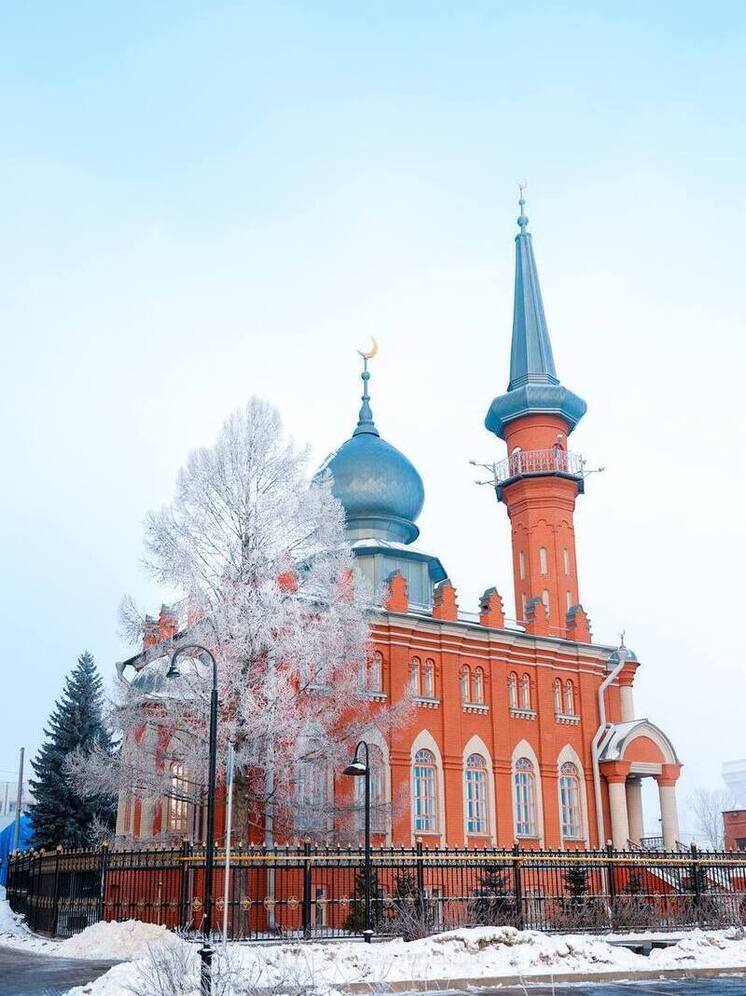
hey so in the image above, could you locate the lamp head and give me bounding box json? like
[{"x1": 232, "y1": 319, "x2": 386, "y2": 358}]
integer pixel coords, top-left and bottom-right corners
[{"x1": 344, "y1": 761, "x2": 367, "y2": 777}]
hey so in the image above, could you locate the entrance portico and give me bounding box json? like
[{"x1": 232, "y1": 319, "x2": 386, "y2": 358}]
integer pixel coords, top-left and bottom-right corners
[{"x1": 599, "y1": 720, "x2": 681, "y2": 849}]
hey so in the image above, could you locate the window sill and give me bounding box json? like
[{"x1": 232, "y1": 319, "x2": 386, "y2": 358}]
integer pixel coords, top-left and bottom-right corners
[
  {"x1": 510, "y1": 707, "x2": 537, "y2": 720},
  {"x1": 360, "y1": 690, "x2": 387, "y2": 702},
  {"x1": 463, "y1": 702, "x2": 489, "y2": 714},
  {"x1": 555, "y1": 713, "x2": 580, "y2": 725},
  {"x1": 562, "y1": 836, "x2": 586, "y2": 844},
  {"x1": 415, "y1": 696, "x2": 440, "y2": 709}
]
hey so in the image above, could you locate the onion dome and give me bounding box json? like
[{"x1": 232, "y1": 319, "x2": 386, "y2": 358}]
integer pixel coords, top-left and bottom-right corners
[
  {"x1": 317, "y1": 352, "x2": 424, "y2": 544},
  {"x1": 485, "y1": 189, "x2": 587, "y2": 440}
]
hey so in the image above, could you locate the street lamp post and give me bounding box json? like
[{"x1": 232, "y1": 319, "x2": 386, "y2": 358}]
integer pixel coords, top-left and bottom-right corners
[
  {"x1": 344, "y1": 740, "x2": 373, "y2": 943},
  {"x1": 169, "y1": 645, "x2": 218, "y2": 996}
]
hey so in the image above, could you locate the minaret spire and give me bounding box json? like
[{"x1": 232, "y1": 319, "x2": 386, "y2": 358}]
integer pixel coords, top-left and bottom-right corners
[
  {"x1": 509, "y1": 182, "x2": 559, "y2": 390},
  {"x1": 485, "y1": 191, "x2": 586, "y2": 440},
  {"x1": 353, "y1": 338, "x2": 380, "y2": 437}
]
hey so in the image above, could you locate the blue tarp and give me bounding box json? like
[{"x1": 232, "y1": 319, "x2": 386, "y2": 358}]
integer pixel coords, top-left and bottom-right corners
[{"x1": 0, "y1": 815, "x2": 32, "y2": 887}]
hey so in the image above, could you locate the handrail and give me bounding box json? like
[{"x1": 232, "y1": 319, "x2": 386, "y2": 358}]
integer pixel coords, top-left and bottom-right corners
[{"x1": 494, "y1": 448, "x2": 584, "y2": 484}]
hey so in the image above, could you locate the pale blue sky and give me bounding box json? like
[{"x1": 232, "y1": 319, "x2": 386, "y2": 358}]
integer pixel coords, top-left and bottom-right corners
[{"x1": 2, "y1": 2, "x2": 745, "y2": 834}]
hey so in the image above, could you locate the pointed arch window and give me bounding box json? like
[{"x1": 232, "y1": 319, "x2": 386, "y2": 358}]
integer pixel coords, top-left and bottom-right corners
[
  {"x1": 368, "y1": 653, "x2": 383, "y2": 692},
  {"x1": 520, "y1": 673, "x2": 531, "y2": 710},
  {"x1": 409, "y1": 657, "x2": 421, "y2": 695},
  {"x1": 564, "y1": 680, "x2": 576, "y2": 716},
  {"x1": 472, "y1": 667, "x2": 485, "y2": 705},
  {"x1": 553, "y1": 678, "x2": 563, "y2": 716},
  {"x1": 460, "y1": 665, "x2": 471, "y2": 704},
  {"x1": 413, "y1": 749, "x2": 437, "y2": 833},
  {"x1": 423, "y1": 659, "x2": 435, "y2": 698},
  {"x1": 355, "y1": 744, "x2": 386, "y2": 833},
  {"x1": 508, "y1": 672, "x2": 518, "y2": 709},
  {"x1": 539, "y1": 547, "x2": 548, "y2": 576},
  {"x1": 167, "y1": 762, "x2": 189, "y2": 834},
  {"x1": 465, "y1": 754, "x2": 488, "y2": 835},
  {"x1": 295, "y1": 759, "x2": 328, "y2": 831},
  {"x1": 559, "y1": 761, "x2": 582, "y2": 839},
  {"x1": 514, "y1": 757, "x2": 538, "y2": 837},
  {"x1": 519, "y1": 551, "x2": 526, "y2": 581}
]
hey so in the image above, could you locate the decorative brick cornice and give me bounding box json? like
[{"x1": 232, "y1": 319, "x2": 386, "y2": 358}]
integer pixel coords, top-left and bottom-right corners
[{"x1": 509, "y1": 707, "x2": 537, "y2": 720}]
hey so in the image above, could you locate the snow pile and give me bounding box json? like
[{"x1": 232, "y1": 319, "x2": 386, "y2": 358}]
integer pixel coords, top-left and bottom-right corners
[
  {"x1": 650, "y1": 928, "x2": 746, "y2": 969},
  {"x1": 0, "y1": 899, "x2": 58, "y2": 953},
  {"x1": 59, "y1": 918, "x2": 182, "y2": 960},
  {"x1": 54, "y1": 925, "x2": 746, "y2": 995}
]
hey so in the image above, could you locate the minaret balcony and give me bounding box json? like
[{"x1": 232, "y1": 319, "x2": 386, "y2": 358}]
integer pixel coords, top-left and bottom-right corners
[{"x1": 493, "y1": 448, "x2": 585, "y2": 497}]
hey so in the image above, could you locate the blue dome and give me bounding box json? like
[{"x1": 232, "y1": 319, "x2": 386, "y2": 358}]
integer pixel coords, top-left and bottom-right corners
[
  {"x1": 317, "y1": 359, "x2": 424, "y2": 544},
  {"x1": 321, "y1": 432, "x2": 424, "y2": 543}
]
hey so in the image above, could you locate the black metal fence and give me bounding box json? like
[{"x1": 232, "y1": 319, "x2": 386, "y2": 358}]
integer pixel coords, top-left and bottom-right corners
[{"x1": 7, "y1": 841, "x2": 746, "y2": 941}]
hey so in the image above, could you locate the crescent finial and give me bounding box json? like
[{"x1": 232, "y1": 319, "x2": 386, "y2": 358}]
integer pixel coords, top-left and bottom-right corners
[{"x1": 357, "y1": 336, "x2": 378, "y2": 361}]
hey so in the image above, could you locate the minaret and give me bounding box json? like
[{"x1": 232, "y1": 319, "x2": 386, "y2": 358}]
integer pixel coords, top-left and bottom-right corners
[{"x1": 485, "y1": 190, "x2": 588, "y2": 636}]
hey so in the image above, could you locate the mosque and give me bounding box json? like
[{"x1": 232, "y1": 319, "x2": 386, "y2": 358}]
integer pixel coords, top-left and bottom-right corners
[{"x1": 117, "y1": 195, "x2": 682, "y2": 851}]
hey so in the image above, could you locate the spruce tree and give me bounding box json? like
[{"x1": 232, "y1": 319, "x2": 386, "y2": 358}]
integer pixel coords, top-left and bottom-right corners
[
  {"x1": 472, "y1": 865, "x2": 516, "y2": 925},
  {"x1": 29, "y1": 651, "x2": 116, "y2": 849}
]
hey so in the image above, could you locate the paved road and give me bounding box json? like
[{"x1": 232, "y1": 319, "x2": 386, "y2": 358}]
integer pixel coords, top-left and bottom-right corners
[
  {"x1": 0, "y1": 945, "x2": 117, "y2": 996},
  {"x1": 438, "y1": 981, "x2": 746, "y2": 995}
]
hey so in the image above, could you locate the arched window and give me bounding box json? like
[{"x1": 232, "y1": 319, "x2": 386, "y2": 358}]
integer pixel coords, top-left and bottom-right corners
[
  {"x1": 541, "y1": 589, "x2": 550, "y2": 612},
  {"x1": 511, "y1": 447, "x2": 522, "y2": 475},
  {"x1": 465, "y1": 754, "x2": 488, "y2": 835},
  {"x1": 514, "y1": 757, "x2": 537, "y2": 837},
  {"x1": 410, "y1": 658, "x2": 421, "y2": 695},
  {"x1": 368, "y1": 653, "x2": 383, "y2": 692},
  {"x1": 167, "y1": 762, "x2": 188, "y2": 834},
  {"x1": 559, "y1": 761, "x2": 582, "y2": 839},
  {"x1": 566, "y1": 591, "x2": 573, "y2": 611},
  {"x1": 413, "y1": 749, "x2": 437, "y2": 833},
  {"x1": 553, "y1": 678, "x2": 563, "y2": 716},
  {"x1": 423, "y1": 660, "x2": 435, "y2": 698},
  {"x1": 564, "y1": 680, "x2": 575, "y2": 716},
  {"x1": 539, "y1": 547, "x2": 548, "y2": 576},
  {"x1": 563, "y1": 548, "x2": 570, "y2": 576},
  {"x1": 355, "y1": 745, "x2": 386, "y2": 833},
  {"x1": 508, "y1": 672, "x2": 518, "y2": 709},
  {"x1": 295, "y1": 759, "x2": 328, "y2": 831},
  {"x1": 472, "y1": 667, "x2": 485, "y2": 705},
  {"x1": 519, "y1": 551, "x2": 526, "y2": 581},
  {"x1": 521, "y1": 593, "x2": 527, "y2": 619},
  {"x1": 520, "y1": 673, "x2": 531, "y2": 710},
  {"x1": 460, "y1": 666, "x2": 471, "y2": 704}
]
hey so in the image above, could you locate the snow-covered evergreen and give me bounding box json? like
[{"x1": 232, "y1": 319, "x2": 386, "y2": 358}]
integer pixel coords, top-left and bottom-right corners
[{"x1": 28, "y1": 651, "x2": 116, "y2": 849}]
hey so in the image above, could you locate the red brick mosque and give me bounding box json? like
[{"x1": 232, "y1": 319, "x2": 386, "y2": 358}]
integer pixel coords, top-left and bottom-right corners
[{"x1": 117, "y1": 194, "x2": 681, "y2": 851}]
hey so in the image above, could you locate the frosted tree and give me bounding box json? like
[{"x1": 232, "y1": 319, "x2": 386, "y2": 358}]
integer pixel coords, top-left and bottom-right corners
[{"x1": 75, "y1": 397, "x2": 408, "y2": 842}]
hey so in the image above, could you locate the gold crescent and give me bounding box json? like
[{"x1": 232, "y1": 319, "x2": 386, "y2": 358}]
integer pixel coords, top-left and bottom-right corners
[{"x1": 357, "y1": 336, "x2": 378, "y2": 360}]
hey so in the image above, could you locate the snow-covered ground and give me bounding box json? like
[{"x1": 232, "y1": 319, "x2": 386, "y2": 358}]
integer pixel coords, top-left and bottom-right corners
[{"x1": 3, "y1": 898, "x2": 746, "y2": 996}]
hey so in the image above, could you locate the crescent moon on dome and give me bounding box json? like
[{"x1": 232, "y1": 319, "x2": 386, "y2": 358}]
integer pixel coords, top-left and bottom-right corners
[{"x1": 357, "y1": 336, "x2": 378, "y2": 360}]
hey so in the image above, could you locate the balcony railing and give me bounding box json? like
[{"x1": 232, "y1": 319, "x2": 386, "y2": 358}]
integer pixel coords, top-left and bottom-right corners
[{"x1": 493, "y1": 448, "x2": 584, "y2": 485}]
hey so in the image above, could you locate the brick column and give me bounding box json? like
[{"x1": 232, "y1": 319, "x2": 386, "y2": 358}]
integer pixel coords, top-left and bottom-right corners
[
  {"x1": 626, "y1": 778, "x2": 644, "y2": 844},
  {"x1": 657, "y1": 763, "x2": 682, "y2": 850},
  {"x1": 603, "y1": 761, "x2": 631, "y2": 849}
]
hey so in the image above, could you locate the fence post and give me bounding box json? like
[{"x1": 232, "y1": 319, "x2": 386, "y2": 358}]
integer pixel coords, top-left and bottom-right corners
[
  {"x1": 415, "y1": 839, "x2": 426, "y2": 923},
  {"x1": 302, "y1": 837, "x2": 312, "y2": 939},
  {"x1": 180, "y1": 838, "x2": 192, "y2": 929},
  {"x1": 690, "y1": 843, "x2": 701, "y2": 926},
  {"x1": 512, "y1": 844, "x2": 524, "y2": 930},
  {"x1": 605, "y1": 842, "x2": 616, "y2": 930},
  {"x1": 51, "y1": 845, "x2": 63, "y2": 937},
  {"x1": 97, "y1": 842, "x2": 109, "y2": 925}
]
